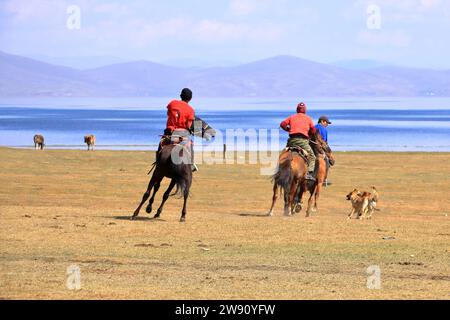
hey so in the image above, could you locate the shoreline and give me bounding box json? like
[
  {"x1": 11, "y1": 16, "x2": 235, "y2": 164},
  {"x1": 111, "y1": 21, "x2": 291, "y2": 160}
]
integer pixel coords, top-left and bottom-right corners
[{"x1": 2, "y1": 146, "x2": 450, "y2": 154}]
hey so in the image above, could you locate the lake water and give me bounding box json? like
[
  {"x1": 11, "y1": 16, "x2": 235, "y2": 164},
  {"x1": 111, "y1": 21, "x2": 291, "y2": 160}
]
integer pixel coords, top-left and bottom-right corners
[{"x1": 0, "y1": 97, "x2": 449, "y2": 152}]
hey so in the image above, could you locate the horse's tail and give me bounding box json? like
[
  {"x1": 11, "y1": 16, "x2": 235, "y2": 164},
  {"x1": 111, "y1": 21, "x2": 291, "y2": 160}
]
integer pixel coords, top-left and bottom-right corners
[
  {"x1": 169, "y1": 177, "x2": 187, "y2": 197},
  {"x1": 169, "y1": 165, "x2": 190, "y2": 198},
  {"x1": 168, "y1": 155, "x2": 191, "y2": 198},
  {"x1": 272, "y1": 152, "x2": 293, "y2": 196}
]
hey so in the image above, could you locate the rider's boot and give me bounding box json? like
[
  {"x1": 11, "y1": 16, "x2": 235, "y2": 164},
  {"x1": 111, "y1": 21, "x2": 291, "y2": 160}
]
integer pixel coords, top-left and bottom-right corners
[
  {"x1": 190, "y1": 141, "x2": 197, "y2": 172},
  {"x1": 305, "y1": 171, "x2": 316, "y2": 181}
]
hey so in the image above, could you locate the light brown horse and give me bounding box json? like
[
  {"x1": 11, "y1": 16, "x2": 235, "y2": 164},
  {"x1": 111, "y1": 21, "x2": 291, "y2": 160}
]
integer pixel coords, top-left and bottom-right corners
[
  {"x1": 268, "y1": 134, "x2": 320, "y2": 216},
  {"x1": 295, "y1": 131, "x2": 335, "y2": 217}
]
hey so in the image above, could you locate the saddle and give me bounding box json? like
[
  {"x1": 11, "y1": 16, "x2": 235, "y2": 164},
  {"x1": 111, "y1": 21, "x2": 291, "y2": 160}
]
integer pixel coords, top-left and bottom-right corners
[
  {"x1": 159, "y1": 134, "x2": 188, "y2": 147},
  {"x1": 157, "y1": 134, "x2": 193, "y2": 162},
  {"x1": 284, "y1": 146, "x2": 310, "y2": 164}
]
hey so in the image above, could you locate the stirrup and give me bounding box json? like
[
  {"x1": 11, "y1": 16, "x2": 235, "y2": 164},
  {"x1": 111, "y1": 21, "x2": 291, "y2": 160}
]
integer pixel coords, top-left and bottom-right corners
[
  {"x1": 191, "y1": 164, "x2": 199, "y2": 172},
  {"x1": 305, "y1": 173, "x2": 316, "y2": 181}
]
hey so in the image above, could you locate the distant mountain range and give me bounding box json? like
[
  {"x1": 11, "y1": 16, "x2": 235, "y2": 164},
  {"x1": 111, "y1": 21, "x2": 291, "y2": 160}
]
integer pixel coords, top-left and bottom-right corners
[
  {"x1": 0, "y1": 51, "x2": 449, "y2": 97},
  {"x1": 28, "y1": 54, "x2": 128, "y2": 70},
  {"x1": 330, "y1": 59, "x2": 388, "y2": 70}
]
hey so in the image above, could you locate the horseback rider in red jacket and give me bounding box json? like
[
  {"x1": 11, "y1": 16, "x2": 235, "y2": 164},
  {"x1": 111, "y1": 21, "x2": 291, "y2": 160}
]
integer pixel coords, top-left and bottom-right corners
[
  {"x1": 160, "y1": 88, "x2": 197, "y2": 172},
  {"x1": 280, "y1": 102, "x2": 317, "y2": 181}
]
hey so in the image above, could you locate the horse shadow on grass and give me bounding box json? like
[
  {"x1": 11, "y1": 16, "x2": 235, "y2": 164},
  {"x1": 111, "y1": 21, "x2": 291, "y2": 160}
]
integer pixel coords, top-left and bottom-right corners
[
  {"x1": 108, "y1": 215, "x2": 167, "y2": 222},
  {"x1": 238, "y1": 212, "x2": 271, "y2": 218}
]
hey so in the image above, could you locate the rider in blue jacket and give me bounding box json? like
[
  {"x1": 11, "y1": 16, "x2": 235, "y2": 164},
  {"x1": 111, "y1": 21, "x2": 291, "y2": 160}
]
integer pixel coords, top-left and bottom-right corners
[
  {"x1": 315, "y1": 115, "x2": 331, "y2": 143},
  {"x1": 315, "y1": 115, "x2": 332, "y2": 186}
]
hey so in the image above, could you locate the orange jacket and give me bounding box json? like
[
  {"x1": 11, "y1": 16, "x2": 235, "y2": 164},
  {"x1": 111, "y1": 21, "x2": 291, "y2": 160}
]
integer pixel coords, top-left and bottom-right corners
[
  {"x1": 166, "y1": 100, "x2": 195, "y2": 132},
  {"x1": 280, "y1": 113, "x2": 316, "y2": 138}
]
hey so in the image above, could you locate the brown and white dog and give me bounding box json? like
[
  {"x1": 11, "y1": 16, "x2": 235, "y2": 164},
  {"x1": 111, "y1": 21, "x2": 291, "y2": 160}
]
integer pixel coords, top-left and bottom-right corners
[
  {"x1": 346, "y1": 187, "x2": 379, "y2": 219},
  {"x1": 346, "y1": 189, "x2": 368, "y2": 219},
  {"x1": 363, "y1": 186, "x2": 379, "y2": 219}
]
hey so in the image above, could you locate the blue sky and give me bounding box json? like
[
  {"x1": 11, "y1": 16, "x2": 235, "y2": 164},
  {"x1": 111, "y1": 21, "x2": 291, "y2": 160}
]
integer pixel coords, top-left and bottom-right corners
[{"x1": 1, "y1": 0, "x2": 449, "y2": 68}]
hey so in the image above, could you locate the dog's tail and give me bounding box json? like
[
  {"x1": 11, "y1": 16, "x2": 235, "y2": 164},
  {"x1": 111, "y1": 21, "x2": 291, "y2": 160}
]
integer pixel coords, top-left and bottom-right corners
[{"x1": 371, "y1": 186, "x2": 379, "y2": 201}]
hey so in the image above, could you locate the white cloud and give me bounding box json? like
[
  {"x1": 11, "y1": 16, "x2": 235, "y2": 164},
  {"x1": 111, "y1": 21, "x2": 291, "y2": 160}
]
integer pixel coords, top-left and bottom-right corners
[
  {"x1": 0, "y1": 0, "x2": 283, "y2": 51},
  {"x1": 92, "y1": 2, "x2": 132, "y2": 16},
  {"x1": 77, "y1": 17, "x2": 282, "y2": 50},
  {"x1": 420, "y1": 0, "x2": 443, "y2": 8},
  {"x1": 229, "y1": 0, "x2": 258, "y2": 16},
  {"x1": 353, "y1": 0, "x2": 448, "y2": 14},
  {"x1": 3, "y1": 0, "x2": 67, "y2": 23},
  {"x1": 356, "y1": 29, "x2": 412, "y2": 47},
  {"x1": 228, "y1": 0, "x2": 282, "y2": 16},
  {"x1": 192, "y1": 19, "x2": 281, "y2": 42},
  {"x1": 342, "y1": 0, "x2": 450, "y2": 26}
]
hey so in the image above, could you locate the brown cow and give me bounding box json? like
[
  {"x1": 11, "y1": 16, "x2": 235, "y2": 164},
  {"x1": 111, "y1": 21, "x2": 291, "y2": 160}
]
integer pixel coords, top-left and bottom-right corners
[
  {"x1": 84, "y1": 135, "x2": 95, "y2": 151},
  {"x1": 33, "y1": 134, "x2": 44, "y2": 150}
]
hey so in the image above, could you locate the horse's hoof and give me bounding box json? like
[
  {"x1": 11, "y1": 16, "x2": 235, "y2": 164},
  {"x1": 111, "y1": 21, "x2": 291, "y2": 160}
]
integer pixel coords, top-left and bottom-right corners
[
  {"x1": 130, "y1": 215, "x2": 137, "y2": 221},
  {"x1": 179, "y1": 217, "x2": 186, "y2": 222},
  {"x1": 145, "y1": 205, "x2": 152, "y2": 214},
  {"x1": 294, "y1": 204, "x2": 302, "y2": 213},
  {"x1": 267, "y1": 211, "x2": 273, "y2": 216},
  {"x1": 153, "y1": 214, "x2": 160, "y2": 219}
]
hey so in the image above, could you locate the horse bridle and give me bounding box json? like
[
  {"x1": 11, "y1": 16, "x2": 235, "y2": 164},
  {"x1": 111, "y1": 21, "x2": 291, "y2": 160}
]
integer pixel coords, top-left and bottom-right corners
[{"x1": 202, "y1": 123, "x2": 211, "y2": 131}]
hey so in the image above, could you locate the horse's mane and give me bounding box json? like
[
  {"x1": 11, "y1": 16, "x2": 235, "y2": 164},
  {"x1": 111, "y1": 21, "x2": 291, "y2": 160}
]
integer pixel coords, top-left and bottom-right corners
[
  {"x1": 309, "y1": 132, "x2": 323, "y2": 156},
  {"x1": 310, "y1": 131, "x2": 331, "y2": 155}
]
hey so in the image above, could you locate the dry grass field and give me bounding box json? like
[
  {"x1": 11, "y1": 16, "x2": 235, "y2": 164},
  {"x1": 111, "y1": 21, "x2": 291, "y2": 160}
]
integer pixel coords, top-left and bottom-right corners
[{"x1": 0, "y1": 147, "x2": 449, "y2": 299}]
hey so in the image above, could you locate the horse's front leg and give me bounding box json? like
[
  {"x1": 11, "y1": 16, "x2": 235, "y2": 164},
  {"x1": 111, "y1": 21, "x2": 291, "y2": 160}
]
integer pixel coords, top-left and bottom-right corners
[
  {"x1": 154, "y1": 179, "x2": 176, "y2": 219},
  {"x1": 267, "y1": 182, "x2": 278, "y2": 216},
  {"x1": 146, "y1": 180, "x2": 161, "y2": 213},
  {"x1": 132, "y1": 174, "x2": 159, "y2": 220},
  {"x1": 294, "y1": 182, "x2": 304, "y2": 213},
  {"x1": 283, "y1": 185, "x2": 291, "y2": 216},
  {"x1": 305, "y1": 184, "x2": 317, "y2": 217},
  {"x1": 179, "y1": 179, "x2": 191, "y2": 222},
  {"x1": 313, "y1": 182, "x2": 322, "y2": 213},
  {"x1": 289, "y1": 179, "x2": 299, "y2": 215}
]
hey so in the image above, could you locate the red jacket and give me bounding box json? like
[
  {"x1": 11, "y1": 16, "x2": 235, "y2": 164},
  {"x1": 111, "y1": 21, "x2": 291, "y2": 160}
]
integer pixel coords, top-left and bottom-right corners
[
  {"x1": 166, "y1": 100, "x2": 195, "y2": 132},
  {"x1": 280, "y1": 113, "x2": 316, "y2": 138}
]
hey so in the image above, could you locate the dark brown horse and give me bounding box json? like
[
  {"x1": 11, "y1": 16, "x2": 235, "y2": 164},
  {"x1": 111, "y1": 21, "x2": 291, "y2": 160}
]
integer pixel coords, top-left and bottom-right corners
[
  {"x1": 267, "y1": 134, "x2": 320, "y2": 216},
  {"x1": 33, "y1": 134, "x2": 45, "y2": 150},
  {"x1": 84, "y1": 134, "x2": 95, "y2": 151},
  {"x1": 295, "y1": 131, "x2": 335, "y2": 216},
  {"x1": 132, "y1": 117, "x2": 215, "y2": 222}
]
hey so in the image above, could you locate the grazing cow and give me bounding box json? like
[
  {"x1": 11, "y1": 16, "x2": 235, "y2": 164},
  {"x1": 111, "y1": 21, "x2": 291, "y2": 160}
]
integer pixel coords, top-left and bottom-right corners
[
  {"x1": 84, "y1": 135, "x2": 95, "y2": 150},
  {"x1": 33, "y1": 134, "x2": 44, "y2": 150}
]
